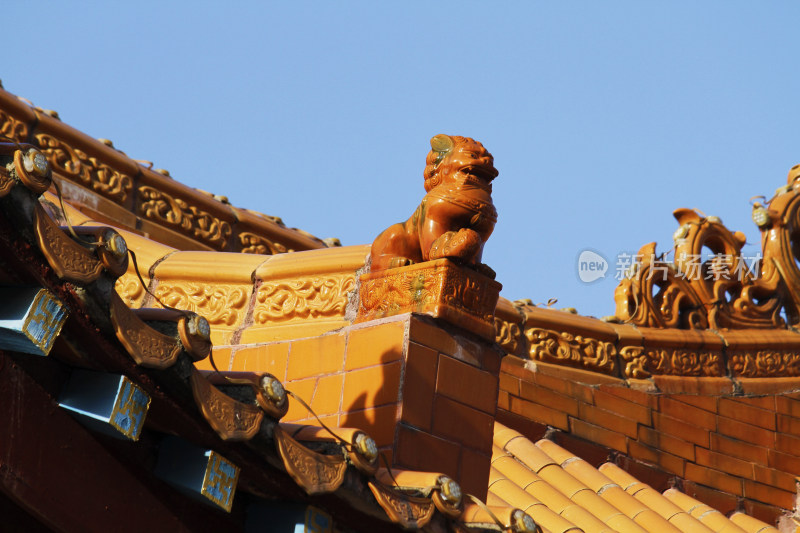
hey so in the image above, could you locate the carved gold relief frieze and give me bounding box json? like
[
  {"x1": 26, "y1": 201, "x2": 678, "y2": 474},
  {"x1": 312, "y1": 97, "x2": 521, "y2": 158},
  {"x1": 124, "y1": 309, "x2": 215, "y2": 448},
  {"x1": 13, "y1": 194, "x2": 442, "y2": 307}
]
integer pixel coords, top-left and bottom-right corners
[
  {"x1": 273, "y1": 426, "x2": 347, "y2": 495},
  {"x1": 357, "y1": 259, "x2": 501, "y2": 341},
  {"x1": 525, "y1": 327, "x2": 617, "y2": 375},
  {"x1": 618, "y1": 345, "x2": 721, "y2": 378},
  {"x1": 34, "y1": 133, "x2": 132, "y2": 203},
  {"x1": 367, "y1": 481, "x2": 436, "y2": 529},
  {"x1": 239, "y1": 232, "x2": 293, "y2": 255},
  {"x1": 115, "y1": 273, "x2": 146, "y2": 307},
  {"x1": 190, "y1": 369, "x2": 263, "y2": 441},
  {"x1": 253, "y1": 275, "x2": 355, "y2": 323},
  {"x1": 138, "y1": 186, "x2": 232, "y2": 249},
  {"x1": 619, "y1": 346, "x2": 650, "y2": 379},
  {"x1": 729, "y1": 350, "x2": 800, "y2": 378},
  {"x1": 0, "y1": 110, "x2": 28, "y2": 142},
  {"x1": 494, "y1": 316, "x2": 521, "y2": 354},
  {"x1": 153, "y1": 282, "x2": 248, "y2": 327}
]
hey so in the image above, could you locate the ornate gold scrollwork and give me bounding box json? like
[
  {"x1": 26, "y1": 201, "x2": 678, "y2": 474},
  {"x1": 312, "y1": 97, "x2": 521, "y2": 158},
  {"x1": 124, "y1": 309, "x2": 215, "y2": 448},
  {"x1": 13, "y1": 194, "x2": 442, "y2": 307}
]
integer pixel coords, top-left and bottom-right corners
[
  {"x1": 615, "y1": 242, "x2": 708, "y2": 329},
  {"x1": 729, "y1": 350, "x2": 800, "y2": 378},
  {"x1": 153, "y1": 282, "x2": 248, "y2": 327},
  {"x1": 495, "y1": 316, "x2": 521, "y2": 354},
  {"x1": 253, "y1": 275, "x2": 355, "y2": 323},
  {"x1": 759, "y1": 168, "x2": 800, "y2": 326},
  {"x1": 34, "y1": 133, "x2": 132, "y2": 202},
  {"x1": 239, "y1": 232, "x2": 293, "y2": 254},
  {"x1": 613, "y1": 167, "x2": 800, "y2": 330},
  {"x1": 671, "y1": 209, "x2": 782, "y2": 329},
  {"x1": 0, "y1": 110, "x2": 28, "y2": 141},
  {"x1": 138, "y1": 186, "x2": 232, "y2": 249},
  {"x1": 525, "y1": 327, "x2": 617, "y2": 375}
]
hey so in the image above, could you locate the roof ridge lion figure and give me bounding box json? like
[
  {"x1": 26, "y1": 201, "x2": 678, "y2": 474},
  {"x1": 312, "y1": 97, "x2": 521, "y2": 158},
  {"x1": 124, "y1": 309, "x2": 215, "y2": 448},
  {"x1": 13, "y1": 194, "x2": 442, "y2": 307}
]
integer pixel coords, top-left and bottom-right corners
[{"x1": 370, "y1": 134, "x2": 498, "y2": 278}]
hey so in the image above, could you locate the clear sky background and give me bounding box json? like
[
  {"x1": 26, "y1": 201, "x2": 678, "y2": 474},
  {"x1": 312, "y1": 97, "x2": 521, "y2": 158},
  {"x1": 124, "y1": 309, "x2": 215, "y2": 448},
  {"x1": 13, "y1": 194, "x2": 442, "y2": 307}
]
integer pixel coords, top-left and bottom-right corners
[{"x1": 4, "y1": 2, "x2": 798, "y2": 317}]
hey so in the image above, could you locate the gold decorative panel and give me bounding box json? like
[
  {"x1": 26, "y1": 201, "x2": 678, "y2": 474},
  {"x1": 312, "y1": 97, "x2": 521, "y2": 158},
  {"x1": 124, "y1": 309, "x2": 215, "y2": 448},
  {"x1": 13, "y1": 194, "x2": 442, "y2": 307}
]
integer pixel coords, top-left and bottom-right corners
[{"x1": 357, "y1": 259, "x2": 501, "y2": 341}]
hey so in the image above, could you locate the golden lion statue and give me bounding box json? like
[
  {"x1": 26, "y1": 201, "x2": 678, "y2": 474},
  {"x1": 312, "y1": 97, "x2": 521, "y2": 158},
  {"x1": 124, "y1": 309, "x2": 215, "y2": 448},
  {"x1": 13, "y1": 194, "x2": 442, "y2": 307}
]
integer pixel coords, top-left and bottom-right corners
[{"x1": 370, "y1": 134, "x2": 498, "y2": 278}]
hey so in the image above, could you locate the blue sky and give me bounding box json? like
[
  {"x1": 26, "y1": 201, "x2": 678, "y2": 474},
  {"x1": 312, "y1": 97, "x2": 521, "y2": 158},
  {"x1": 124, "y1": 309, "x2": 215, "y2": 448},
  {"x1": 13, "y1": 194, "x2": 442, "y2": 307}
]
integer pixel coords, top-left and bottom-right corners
[{"x1": 4, "y1": 2, "x2": 799, "y2": 317}]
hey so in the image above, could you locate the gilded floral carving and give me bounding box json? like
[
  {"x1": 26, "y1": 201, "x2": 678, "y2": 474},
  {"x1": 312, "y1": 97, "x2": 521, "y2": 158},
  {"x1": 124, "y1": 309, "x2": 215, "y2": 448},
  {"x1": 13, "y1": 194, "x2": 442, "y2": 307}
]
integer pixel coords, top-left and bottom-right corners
[
  {"x1": 253, "y1": 275, "x2": 355, "y2": 323},
  {"x1": 34, "y1": 133, "x2": 132, "y2": 202},
  {"x1": 619, "y1": 346, "x2": 721, "y2": 378},
  {"x1": 357, "y1": 259, "x2": 501, "y2": 341},
  {"x1": 729, "y1": 350, "x2": 800, "y2": 377},
  {"x1": 115, "y1": 273, "x2": 146, "y2": 307},
  {"x1": 153, "y1": 282, "x2": 248, "y2": 326},
  {"x1": 239, "y1": 232, "x2": 293, "y2": 255},
  {"x1": 138, "y1": 186, "x2": 232, "y2": 249},
  {"x1": 619, "y1": 346, "x2": 649, "y2": 379},
  {"x1": 0, "y1": 110, "x2": 28, "y2": 141},
  {"x1": 495, "y1": 316, "x2": 521, "y2": 354},
  {"x1": 525, "y1": 327, "x2": 617, "y2": 375}
]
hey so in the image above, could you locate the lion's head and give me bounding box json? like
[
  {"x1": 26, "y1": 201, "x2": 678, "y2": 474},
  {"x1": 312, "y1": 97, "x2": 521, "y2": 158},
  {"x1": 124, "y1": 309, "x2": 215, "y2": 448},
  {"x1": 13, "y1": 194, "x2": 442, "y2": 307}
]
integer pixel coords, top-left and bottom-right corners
[{"x1": 423, "y1": 134, "x2": 498, "y2": 192}]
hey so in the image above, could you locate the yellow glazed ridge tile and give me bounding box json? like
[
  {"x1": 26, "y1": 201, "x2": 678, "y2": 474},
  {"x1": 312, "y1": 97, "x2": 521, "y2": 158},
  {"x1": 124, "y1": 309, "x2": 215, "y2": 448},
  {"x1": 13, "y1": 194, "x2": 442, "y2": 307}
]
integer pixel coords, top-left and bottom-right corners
[
  {"x1": 254, "y1": 244, "x2": 369, "y2": 279},
  {"x1": 238, "y1": 320, "x2": 351, "y2": 345},
  {"x1": 154, "y1": 250, "x2": 269, "y2": 283}
]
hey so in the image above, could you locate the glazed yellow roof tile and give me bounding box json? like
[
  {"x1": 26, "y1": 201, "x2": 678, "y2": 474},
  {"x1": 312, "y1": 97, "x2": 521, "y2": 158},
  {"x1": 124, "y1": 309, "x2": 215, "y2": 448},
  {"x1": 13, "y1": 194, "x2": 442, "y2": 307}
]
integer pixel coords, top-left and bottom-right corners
[
  {"x1": 600, "y1": 463, "x2": 716, "y2": 533},
  {"x1": 492, "y1": 423, "x2": 774, "y2": 533},
  {"x1": 663, "y1": 489, "x2": 748, "y2": 533},
  {"x1": 729, "y1": 512, "x2": 780, "y2": 533},
  {"x1": 492, "y1": 449, "x2": 615, "y2": 533},
  {"x1": 490, "y1": 467, "x2": 583, "y2": 533}
]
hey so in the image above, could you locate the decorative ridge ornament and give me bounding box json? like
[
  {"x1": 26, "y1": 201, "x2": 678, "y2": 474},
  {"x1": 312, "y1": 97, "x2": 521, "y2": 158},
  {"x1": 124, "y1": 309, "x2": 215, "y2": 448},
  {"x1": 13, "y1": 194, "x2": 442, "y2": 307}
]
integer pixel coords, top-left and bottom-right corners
[
  {"x1": 359, "y1": 135, "x2": 502, "y2": 338},
  {"x1": 612, "y1": 164, "x2": 800, "y2": 330}
]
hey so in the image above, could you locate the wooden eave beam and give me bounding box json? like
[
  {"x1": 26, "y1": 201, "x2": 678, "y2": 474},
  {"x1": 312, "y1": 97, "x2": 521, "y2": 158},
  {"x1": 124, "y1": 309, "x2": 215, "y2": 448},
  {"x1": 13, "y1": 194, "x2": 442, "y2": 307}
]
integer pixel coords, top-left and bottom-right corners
[{"x1": 0, "y1": 350, "x2": 243, "y2": 533}]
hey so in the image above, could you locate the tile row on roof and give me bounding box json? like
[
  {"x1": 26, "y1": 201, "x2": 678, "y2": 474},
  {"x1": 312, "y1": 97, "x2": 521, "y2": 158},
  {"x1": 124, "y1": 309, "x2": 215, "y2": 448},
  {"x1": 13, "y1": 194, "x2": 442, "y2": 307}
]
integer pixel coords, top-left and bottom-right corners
[{"x1": 492, "y1": 422, "x2": 779, "y2": 533}]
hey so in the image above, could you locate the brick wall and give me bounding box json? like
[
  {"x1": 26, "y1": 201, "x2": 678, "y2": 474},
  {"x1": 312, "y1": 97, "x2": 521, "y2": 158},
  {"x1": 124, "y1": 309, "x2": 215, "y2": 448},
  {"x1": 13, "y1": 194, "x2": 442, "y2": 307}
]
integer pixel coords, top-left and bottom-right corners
[
  {"x1": 199, "y1": 314, "x2": 503, "y2": 499},
  {"x1": 499, "y1": 354, "x2": 800, "y2": 525}
]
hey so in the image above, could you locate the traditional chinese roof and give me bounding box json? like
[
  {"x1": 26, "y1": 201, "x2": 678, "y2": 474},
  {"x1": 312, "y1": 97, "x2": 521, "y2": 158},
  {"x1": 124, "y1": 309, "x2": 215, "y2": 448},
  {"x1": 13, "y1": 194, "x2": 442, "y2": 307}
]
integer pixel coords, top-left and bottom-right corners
[
  {"x1": 1, "y1": 85, "x2": 797, "y2": 532},
  {"x1": 491, "y1": 422, "x2": 779, "y2": 533}
]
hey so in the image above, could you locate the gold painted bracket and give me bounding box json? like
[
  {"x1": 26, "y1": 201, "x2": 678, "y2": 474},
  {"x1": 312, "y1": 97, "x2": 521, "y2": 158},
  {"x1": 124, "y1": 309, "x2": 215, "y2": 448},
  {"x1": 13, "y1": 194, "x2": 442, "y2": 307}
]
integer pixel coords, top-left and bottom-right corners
[
  {"x1": 109, "y1": 293, "x2": 182, "y2": 369},
  {"x1": 367, "y1": 480, "x2": 436, "y2": 529},
  {"x1": 190, "y1": 368, "x2": 263, "y2": 441},
  {"x1": 273, "y1": 425, "x2": 347, "y2": 495},
  {"x1": 357, "y1": 259, "x2": 502, "y2": 341}
]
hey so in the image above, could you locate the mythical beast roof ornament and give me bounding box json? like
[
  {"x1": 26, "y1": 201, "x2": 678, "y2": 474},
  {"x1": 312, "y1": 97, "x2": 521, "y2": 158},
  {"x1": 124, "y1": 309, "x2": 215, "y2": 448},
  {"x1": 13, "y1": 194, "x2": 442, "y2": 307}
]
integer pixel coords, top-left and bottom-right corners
[
  {"x1": 370, "y1": 134, "x2": 498, "y2": 279},
  {"x1": 358, "y1": 134, "x2": 502, "y2": 340}
]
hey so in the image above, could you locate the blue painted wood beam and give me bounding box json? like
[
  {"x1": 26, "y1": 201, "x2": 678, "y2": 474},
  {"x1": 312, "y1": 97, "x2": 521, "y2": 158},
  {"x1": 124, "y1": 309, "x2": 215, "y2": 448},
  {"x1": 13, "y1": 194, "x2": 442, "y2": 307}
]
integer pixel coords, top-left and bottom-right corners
[
  {"x1": 0, "y1": 286, "x2": 68, "y2": 356},
  {"x1": 58, "y1": 369, "x2": 150, "y2": 441}
]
